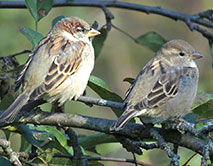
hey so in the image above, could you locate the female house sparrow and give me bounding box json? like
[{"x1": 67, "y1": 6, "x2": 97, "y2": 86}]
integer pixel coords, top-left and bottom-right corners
[
  {"x1": 0, "y1": 17, "x2": 100, "y2": 123},
  {"x1": 110, "y1": 40, "x2": 203, "y2": 131}
]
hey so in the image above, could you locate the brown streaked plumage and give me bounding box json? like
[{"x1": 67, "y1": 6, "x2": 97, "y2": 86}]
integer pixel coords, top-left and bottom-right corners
[
  {"x1": 0, "y1": 17, "x2": 100, "y2": 124},
  {"x1": 110, "y1": 40, "x2": 203, "y2": 132}
]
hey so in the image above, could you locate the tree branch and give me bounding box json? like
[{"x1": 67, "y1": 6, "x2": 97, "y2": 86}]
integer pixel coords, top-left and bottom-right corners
[
  {"x1": 77, "y1": 96, "x2": 125, "y2": 110},
  {"x1": 1, "y1": 0, "x2": 213, "y2": 53},
  {"x1": 64, "y1": 127, "x2": 88, "y2": 165},
  {"x1": 0, "y1": 139, "x2": 22, "y2": 166},
  {"x1": 0, "y1": 50, "x2": 31, "y2": 60},
  {"x1": 53, "y1": 152, "x2": 150, "y2": 166},
  {"x1": 0, "y1": 0, "x2": 213, "y2": 28},
  {"x1": 1, "y1": 108, "x2": 209, "y2": 158},
  {"x1": 0, "y1": 151, "x2": 150, "y2": 166}
]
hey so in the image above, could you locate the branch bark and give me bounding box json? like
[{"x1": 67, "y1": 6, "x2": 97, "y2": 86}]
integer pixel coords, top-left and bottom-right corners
[
  {"x1": 1, "y1": 0, "x2": 213, "y2": 51},
  {"x1": 4, "y1": 108, "x2": 210, "y2": 158},
  {"x1": 0, "y1": 139, "x2": 22, "y2": 166},
  {"x1": 0, "y1": 0, "x2": 213, "y2": 28}
]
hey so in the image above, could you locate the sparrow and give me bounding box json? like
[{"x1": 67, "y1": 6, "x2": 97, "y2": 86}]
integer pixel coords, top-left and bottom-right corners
[
  {"x1": 0, "y1": 16, "x2": 100, "y2": 123},
  {"x1": 110, "y1": 40, "x2": 203, "y2": 132}
]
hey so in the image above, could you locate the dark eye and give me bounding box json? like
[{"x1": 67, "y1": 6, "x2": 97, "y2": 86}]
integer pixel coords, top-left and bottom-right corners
[
  {"x1": 76, "y1": 27, "x2": 85, "y2": 32},
  {"x1": 179, "y1": 52, "x2": 185, "y2": 56}
]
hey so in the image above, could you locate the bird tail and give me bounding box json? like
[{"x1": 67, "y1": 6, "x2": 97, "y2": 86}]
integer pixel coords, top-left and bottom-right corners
[
  {"x1": 0, "y1": 93, "x2": 30, "y2": 124},
  {"x1": 110, "y1": 110, "x2": 137, "y2": 132}
]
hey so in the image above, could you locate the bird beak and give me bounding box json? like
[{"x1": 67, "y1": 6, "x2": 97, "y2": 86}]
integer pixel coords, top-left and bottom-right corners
[
  {"x1": 87, "y1": 28, "x2": 101, "y2": 37},
  {"x1": 189, "y1": 51, "x2": 203, "y2": 60}
]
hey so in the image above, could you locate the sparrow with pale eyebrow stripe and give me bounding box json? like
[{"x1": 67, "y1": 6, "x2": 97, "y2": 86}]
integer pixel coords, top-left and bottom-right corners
[
  {"x1": 0, "y1": 17, "x2": 100, "y2": 124},
  {"x1": 110, "y1": 40, "x2": 203, "y2": 132}
]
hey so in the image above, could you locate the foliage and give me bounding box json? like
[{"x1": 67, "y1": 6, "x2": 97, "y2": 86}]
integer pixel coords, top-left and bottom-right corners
[
  {"x1": 0, "y1": 1, "x2": 213, "y2": 166},
  {"x1": 135, "y1": 31, "x2": 167, "y2": 52}
]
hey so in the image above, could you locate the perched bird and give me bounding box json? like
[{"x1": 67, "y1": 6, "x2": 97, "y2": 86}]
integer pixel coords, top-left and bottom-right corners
[
  {"x1": 0, "y1": 17, "x2": 100, "y2": 123},
  {"x1": 110, "y1": 40, "x2": 203, "y2": 132}
]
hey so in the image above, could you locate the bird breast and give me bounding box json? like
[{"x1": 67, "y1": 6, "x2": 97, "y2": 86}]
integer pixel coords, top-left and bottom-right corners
[{"x1": 47, "y1": 43, "x2": 95, "y2": 104}]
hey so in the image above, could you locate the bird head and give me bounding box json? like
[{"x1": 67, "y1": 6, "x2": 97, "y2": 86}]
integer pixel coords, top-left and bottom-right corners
[
  {"x1": 159, "y1": 39, "x2": 203, "y2": 67},
  {"x1": 53, "y1": 17, "x2": 100, "y2": 43}
]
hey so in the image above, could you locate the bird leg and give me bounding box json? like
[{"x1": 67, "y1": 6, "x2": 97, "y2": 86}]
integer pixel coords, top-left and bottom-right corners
[
  {"x1": 176, "y1": 118, "x2": 186, "y2": 134},
  {"x1": 162, "y1": 118, "x2": 198, "y2": 136},
  {"x1": 51, "y1": 100, "x2": 64, "y2": 113}
]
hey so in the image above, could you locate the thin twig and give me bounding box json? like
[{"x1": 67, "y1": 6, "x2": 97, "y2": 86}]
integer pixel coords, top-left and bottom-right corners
[
  {"x1": 182, "y1": 153, "x2": 197, "y2": 166},
  {"x1": 1, "y1": 1, "x2": 213, "y2": 28},
  {"x1": 10, "y1": 95, "x2": 124, "y2": 116},
  {"x1": 111, "y1": 23, "x2": 136, "y2": 41},
  {"x1": 0, "y1": 1, "x2": 212, "y2": 27},
  {"x1": 0, "y1": 139, "x2": 22, "y2": 166},
  {"x1": 64, "y1": 128, "x2": 84, "y2": 158},
  {"x1": 0, "y1": 50, "x2": 31, "y2": 60},
  {"x1": 0, "y1": 151, "x2": 150, "y2": 166},
  {"x1": 54, "y1": 153, "x2": 150, "y2": 166},
  {"x1": 3, "y1": 108, "x2": 209, "y2": 157},
  {"x1": 102, "y1": 6, "x2": 114, "y2": 30},
  {"x1": 150, "y1": 128, "x2": 180, "y2": 166},
  {"x1": 132, "y1": 152, "x2": 138, "y2": 166},
  {"x1": 77, "y1": 96, "x2": 125, "y2": 110},
  {"x1": 0, "y1": 1, "x2": 213, "y2": 39}
]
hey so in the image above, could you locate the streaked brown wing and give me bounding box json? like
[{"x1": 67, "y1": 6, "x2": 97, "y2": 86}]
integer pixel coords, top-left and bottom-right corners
[
  {"x1": 15, "y1": 35, "x2": 51, "y2": 90},
  {"x1": 124, "y1": 58, "x2": 155, "y2": 100},
  {"x1": 30, "y1": 38, "x2": 85, "y2": 98},
  {"x1": 134, "y1": 66, "x2": 189, "y2": 110}
]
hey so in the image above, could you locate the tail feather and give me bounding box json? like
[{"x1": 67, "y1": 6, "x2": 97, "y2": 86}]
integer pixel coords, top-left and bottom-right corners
[
  {"x1": 110, "y1": 110, "x2": 137, "y2": 132},
  {"x1": 0, "y1": 93, "x2": 30, "y2": 124}
]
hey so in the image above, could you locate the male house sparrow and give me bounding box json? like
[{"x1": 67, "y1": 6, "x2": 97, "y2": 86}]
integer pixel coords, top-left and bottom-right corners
[
  {"x1": 0, "y1": 17, "x2": 100, "y2": 123},
  {"x1": 110, "y1": 40, "x2": 203, "y2": 131}
]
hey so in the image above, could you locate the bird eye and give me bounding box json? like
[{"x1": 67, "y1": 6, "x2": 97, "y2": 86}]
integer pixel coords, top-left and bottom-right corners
[
  {"x1": 179, "y1": 52, "x2": 185, "y2": 56},
  {"x1": 76, "y1": 27, "x2": 85, "y2": 32}
]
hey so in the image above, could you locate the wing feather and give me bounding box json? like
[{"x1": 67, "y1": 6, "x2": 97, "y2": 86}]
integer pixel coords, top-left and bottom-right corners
[
  {"x1": 30, "y1": 39, "x2": 85, "y2": 98},
  {"x1": 133, "y1": 64, "x2": 191, "y2": 110},
  {"x1": 15, "y1": 36, "x2": 51, "y2": 90},
  {"x1": 15, "y1": 33, "x2": 86, "y2": 99}
]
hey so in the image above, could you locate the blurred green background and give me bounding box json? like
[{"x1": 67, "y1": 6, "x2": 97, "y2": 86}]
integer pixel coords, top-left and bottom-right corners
[{"x1": 0, "y1": 0, "x2": 213, "y2": 165}]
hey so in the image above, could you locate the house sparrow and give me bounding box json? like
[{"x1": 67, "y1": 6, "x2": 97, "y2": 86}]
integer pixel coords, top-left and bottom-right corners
[
  {"x1": 0, "y1": 17, "x2": 100, "y2": 123},
  {"x1": 110, "y1": 40, "x2": 203, "y2": 132}
]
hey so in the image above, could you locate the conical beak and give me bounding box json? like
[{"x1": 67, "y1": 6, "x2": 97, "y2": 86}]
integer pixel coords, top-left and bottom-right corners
[
  {"x1": 189, "y1": 51, "x2": 203, "y2": 60},
  {"x1": 87, "y1": 28, "x2": 101, "y2": 37}
]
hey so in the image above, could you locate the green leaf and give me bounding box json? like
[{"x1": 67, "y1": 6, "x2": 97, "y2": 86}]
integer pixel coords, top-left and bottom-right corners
[
  {"x1": 25, "y1": 0, "x2": 37, "y2": 20},
  {"x1": 123, "y1": 77, "x2": 135, "y2": 85},
  {"x1": 19, "y1": 27, "x2": 43, "y2": 48},
  {"x1": 38, "y1": 148, "x2": 54, "y2": 164},
  {"x1": 0, "y1": 156, "x2": 11, "y2": 166},
  {"x1": 135, "y1": 32, "x2": 167, "y2": 52},
  {"x1": 34, "y1": 125, "x2": 73, "y2": 154},
  {"x1": 50, "y1": 151, "x2": 72, "y2": 165},
  {"x1": 88, "y1": 75, "x2": 123, "y2": 117},
  {"x1": 192, "y1": 93, "x2": 213, "y2": 118},
  {"x1": 25, "y1": 0, "x2": 54, "y2": 22},
  {"x1": 18, "y1": 124, "x2": 42, "y2": 149},
  {"x1": 92, "y1": 27, "x2": 108, "y2": 58},
  {"x1": 89, "y1": 75, "x2": 107, "y2": 89},
  {"x1": 195, "y1": 120, "x2": 210, "y2": 130},
  {"x1": 52, "y1": 16, "x2": 66, "y2": 28},
  {"x1": 20, "y1": 136, "x2": 32, "y2": 153}
]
